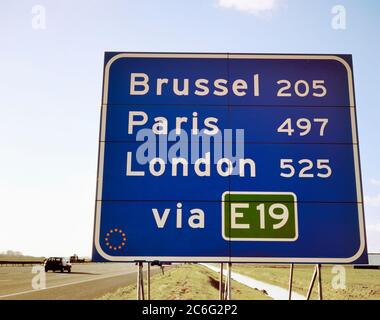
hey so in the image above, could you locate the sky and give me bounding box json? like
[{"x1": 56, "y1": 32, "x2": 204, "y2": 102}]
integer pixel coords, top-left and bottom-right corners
[{"x1": 0, "y1": 0, "x2": 379, "y2": 257}]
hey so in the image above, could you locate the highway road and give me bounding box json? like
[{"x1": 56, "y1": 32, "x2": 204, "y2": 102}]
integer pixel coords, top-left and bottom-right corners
[{"x1": 0, "y1": 263, "x2": 161, "y2": 300}]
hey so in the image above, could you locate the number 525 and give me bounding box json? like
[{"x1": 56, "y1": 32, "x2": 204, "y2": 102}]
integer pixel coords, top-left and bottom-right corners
[{"x1": 280, "y1": 159, "x2": 332, "y2": 178}]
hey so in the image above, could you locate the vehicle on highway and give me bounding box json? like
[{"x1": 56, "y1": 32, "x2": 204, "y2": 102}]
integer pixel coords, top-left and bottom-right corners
[
  {"x1": 151, "y1": 260, "x2": 162, "y2": 267},
  {"x1": 44, "y1": 257, "x2": 72, "y2": 273},
  {"x1": 70, "y1": 254, "x2": 85, "y2": 263},
  {"x1": 150, "y1": 260, "x2": 172, "y2": 267}
]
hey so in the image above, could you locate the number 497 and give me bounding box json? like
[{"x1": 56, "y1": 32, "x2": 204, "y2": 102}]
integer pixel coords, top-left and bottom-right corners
[{"x1": 277, "y1": 118, "x2": 328, "y2": 136}]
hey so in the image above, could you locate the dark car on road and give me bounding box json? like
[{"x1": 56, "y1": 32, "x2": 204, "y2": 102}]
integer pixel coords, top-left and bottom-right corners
[
  {"x1": 151, "y1": 260, "x2": 172, "y2": 267},
  {"x1": 44, "y1": 257, "x2": 71, "y2": 273},
  {"x1": 150, "y1": 260, "x2": 162, "y2": 267}
]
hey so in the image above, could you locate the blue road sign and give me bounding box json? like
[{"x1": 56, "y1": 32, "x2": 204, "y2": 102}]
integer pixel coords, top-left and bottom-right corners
[{"x1": 92, "y1": 53, "x2": 368, "y2": 264}]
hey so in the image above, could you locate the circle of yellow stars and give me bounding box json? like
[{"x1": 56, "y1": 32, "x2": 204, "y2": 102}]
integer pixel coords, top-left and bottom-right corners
[{"x1": 105, "y1": 228, "x2": 126, "y2": 251}]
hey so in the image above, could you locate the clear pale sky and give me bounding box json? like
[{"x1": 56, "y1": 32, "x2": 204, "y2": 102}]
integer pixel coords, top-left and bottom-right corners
[{"x1": 0, "y1": 0, "x2": 379, "y2": 257}]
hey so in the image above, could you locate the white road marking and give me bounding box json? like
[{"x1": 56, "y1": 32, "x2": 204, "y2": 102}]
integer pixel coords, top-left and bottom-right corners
[{"x1": 201, "y1": 263, "x2": 306, "y2": 300}]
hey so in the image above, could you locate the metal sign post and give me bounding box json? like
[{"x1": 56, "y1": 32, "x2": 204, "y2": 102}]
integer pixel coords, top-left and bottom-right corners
[
  {"x1": 136, "y1": 262, "x2": 145, "y2": 300},
  {"x1": 306, "y1": 265, "x2": 317, "y2": 300},
  {"x1": 219, "y1": 263, "x2": 224, "y2": 300},
  {"x1": 136, "y1": 262, "x2": 140, "y2": 300},
  {"x1": 228, "y1": 263, "x2": 232, "y2": 300},
  {"x1": 317, "y1": 264, "x2": 323, "y2": 300},
  {"x1": 223, "y1": 263, "x2": 232, "y2": 300},
  {"x1": 288, "y1": 263, "x2": 294, "y2": 300},
  {"x1": 147, "y1": 262, "x2": 151, "y2": 300},
  {"x1": 306, "y1": 264, "x2": 323, "y2": 300}
]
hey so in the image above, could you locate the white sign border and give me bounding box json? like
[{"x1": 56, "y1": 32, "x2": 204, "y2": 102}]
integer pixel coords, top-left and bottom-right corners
[{"x1": 93, "y1": 53, "x2": 366, "y2": 263}]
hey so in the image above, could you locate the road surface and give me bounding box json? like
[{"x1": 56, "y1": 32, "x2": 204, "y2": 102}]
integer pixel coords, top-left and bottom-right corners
[{"x1": 0, "y1": 263, "x2": 162, "y2": 300}]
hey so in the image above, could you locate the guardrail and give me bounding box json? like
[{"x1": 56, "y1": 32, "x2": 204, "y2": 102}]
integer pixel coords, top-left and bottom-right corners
[
  {"x1": 0, "y1": 261, "x2": 44, "y2": 267},
  {"x1": 0, "y1": 260, "x2": 91, "y2": 267}
]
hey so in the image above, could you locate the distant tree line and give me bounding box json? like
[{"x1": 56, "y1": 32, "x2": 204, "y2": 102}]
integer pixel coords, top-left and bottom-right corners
[{"x1": 1, "y1": 250, "x2": 23, "y2": 256}]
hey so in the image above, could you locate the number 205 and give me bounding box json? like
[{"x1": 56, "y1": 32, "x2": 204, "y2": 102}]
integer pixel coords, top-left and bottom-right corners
[
  {"x1": 277, "y1": 80, "x2": 327, "y2": 98},
  {"x1": 280, "y1": 159, "x2": 332, "y2": 178}
]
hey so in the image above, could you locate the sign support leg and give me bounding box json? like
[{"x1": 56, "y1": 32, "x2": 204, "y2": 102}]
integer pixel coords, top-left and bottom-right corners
[
  {"x1": 136, "y1": 262, "x2": 145, "y2": 300},
  {"x1": 219, "y1": 263, "x2": 224, "y2": 300},
  {"x1": 288, "y1": 263, "x2": 294, "y2": 300},
  {"x1": 317, "y1": 264, "x2": 323, "y2": 300},
  {"x1": 136, "y1": 262, "x2": 140, "y2": 300},
  {"x1": 140, "y1": 262, "x2": 145, "y2": 300},
  {"x1": 223, "y1": 264, "x2": 228, "y2": 300},
  {"x1": 224, "y1": 262, "x2": 232, "y2": 300},
  {"x1": 228, "y1": 263, "x2": 232, "y2": 300},
  {"x1": 147, "y1": 262, "x2": 151, "y2": 300},
  {"x1": 306, "y1": 265, "x2": 318, "y2": 300}
]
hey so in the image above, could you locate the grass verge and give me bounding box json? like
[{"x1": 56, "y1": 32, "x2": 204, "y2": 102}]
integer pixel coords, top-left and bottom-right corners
[
  {"x1": 231, "y1": 264, "x2": 380, "y2": 300},
  {"x1": 98, "y1": 264, "x2": 272, "y2": 300}
]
